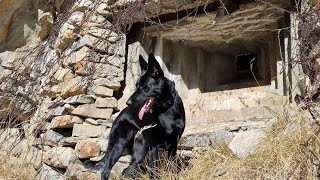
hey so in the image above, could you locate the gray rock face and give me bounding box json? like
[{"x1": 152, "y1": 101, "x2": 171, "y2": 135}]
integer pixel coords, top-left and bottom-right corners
[
  {"x1": 95, "y1": 97, "x2": 118, "y2": 109},
  {"x1": 0, "y1": 128, "x2": 21, "y2": 151},
  {"x1": 60, "y1": 137, "x2": 85, "y2": 146},
  {"x1": 89, "y1": 85, "x2": 114, "y2": 97},
  {"x1": 65, "y1": 160, "x2": 87, "y2": 178},
  {"x1": 45, "y1": 106, "x2": 67, "y2": 121},
  {"x1": 35, "y1": 164, "x2": 66, "y2": 180},
  {"x1": 51, "y1": 115, "x2": 84, "y2": 129},
  {"x1": 43, "y1": 147, "x2": 78, "y2": 168},
  {"x1": 64, "y1": 94, "x2": 95, "y2": 105},
  {"x1": 93, "y1": 78, "x2": 121, "y2": 91},
  {"x1": 42, "y1": 129, "x2": 65, "y2": 146},
  {"x1": 70, "y1": 104, "x2": 113, "y2": 119},
  {"x1": 228, "y1": 130, "x2": 265, "y2": 158},
  {"x1": 72, "y1": 124, "x2": 107, "y2": 137}
]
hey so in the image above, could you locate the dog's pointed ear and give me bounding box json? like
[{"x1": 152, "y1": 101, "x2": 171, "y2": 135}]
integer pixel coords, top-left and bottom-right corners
[
  {"x1": 147, "y1": 53, "x2": 163, "y2": 77},
  {"x1": 139, "y1": 55, "x2": 148, "y2": 72}
]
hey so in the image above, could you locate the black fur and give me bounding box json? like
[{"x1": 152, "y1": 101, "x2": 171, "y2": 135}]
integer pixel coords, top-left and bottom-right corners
[{"x1": 85, "y1": 53, "x2": 185, "y2": 179}]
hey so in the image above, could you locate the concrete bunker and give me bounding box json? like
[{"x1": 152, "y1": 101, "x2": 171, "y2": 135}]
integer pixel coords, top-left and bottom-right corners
[{"x1": 125, "y1": 0, "x2": 295, "y2": 114}]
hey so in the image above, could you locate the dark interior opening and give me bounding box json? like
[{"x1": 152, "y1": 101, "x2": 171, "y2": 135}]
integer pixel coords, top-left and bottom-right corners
[{"x1": 236, "y1": 53, "x2": 258, "y2": 80}]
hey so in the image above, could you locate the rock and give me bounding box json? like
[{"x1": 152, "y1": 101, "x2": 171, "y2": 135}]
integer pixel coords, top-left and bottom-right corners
[
  {"x1": 182, "y1": 134, "x2": 211, "y2": 148},
  {"x1": 208, "y1": 130, "x2": 235, "y2": 144},
  {"x1": 64, "y1": 94, "x2": 95, "y2": 104},
  {"x1": 67, "y1": 11, "x2": 85, "y2": 25},
  {"x1": 100, "y1": 55, "x2": 125, "y2": 67},
  {"x1": 93, "y1": 78, "x2": 121, "y2": 91},
  {"x1": 228, "y1": 130, "x2": 265, "y2": 158},
  {"x1": 72, "y1": 124, "x2": 107, "y2": 137},
  {"x1": 0, "y1": 66, "x2": 4, "y2": 75},
  {"x1": 71, "y1": 34, "x2": 125, "y2": 56},
  {"x1": 53, "y1": 67, "x2": 76, "y2": 82},
  {"x1": 30, "y1": 98, "x2": 54, "y2": 124},
  {"x1": 55, "y1": 23, "x2": 76, "y2": 50},
  {"x1": 89, "y1": 85, "x2": 113, "y2": 97},
  {"x1": 64, "y1": 104, "x2": 76, "y2": 111},
  {"x1": 11, "y1": 139, "x2": 26, "y2": 157},
  {"x1": 97, "y1": 138, "x2": 109, "y2": 152},
  {"x1": 0, "y1": 128, "x2": 21, "y2": 151},
  {"x1": 81, "y1": 27, "x2": 124, "y2": 43},
  {"x1": 71, "y1": 34, "x2": 105, "y2": 50},
  {"x1": 65, "y1": 160, "x2": 87, "y2": 178},
  {"x1": 118, "y1": 155, "x2": 132, "y2": 163},
  {"x1": 95, "y1": 97, "x2": 118, "y2": 109},
  {"x1": 76, "y1": 171, "x2": 100, "y2": 180},
  {"x1": 101, "y1": 129, "x2": 111, "y2": 142},
  {"x1": 111, "y1": 162, "x2": 129, "y2": 177},
  {"x1": 45, "y1": 106, "x2": 67, "y2": 121},
  {"x1": 73, "y1": 61, "x2": 123, "y2": 79},
  {"x1": 72, "y1": 0, "x2": 94, "y2": 12},
  {"x1": 49, "y1": 76, "x2": 88, "y2": 98},
  {"x1": 111, "y1": 112, "x2": 120, "y2": 121},
  {"x1": 96, "y1": 119, "x2": 113, "y2": 127},
  {"x1": 63, "y1": 46, "x2": 93, "y2": 67},
  {"x1": 25, "y1": 146, "x2": 43, "y2": 169},
  {"x1": 107, "y1": 39, "x2": 126, "y2": 56},
  {"x1": 75, "y1": 139, "x2": 101, "y2": 159},
  {"x1": 85, "y1": 118, "x2": 99, "y2": 125},
  {"x1": 38, "y1": 10, "x2": 54, "y2": 39},
  {"x1": 96, "y1": 2, "x2": 110, "y2": 15},
  {"x1": 88, "y1": 14, "x2": 106, "y2": 24},
  {"x1": 60, "y1": 137, "x2": 85, "y2": 146},
  {"x1": 70, "y1": 104, "x2": 113, "y2": 119},
  {"x1": 0, "y1": 51, "x2": 24, "y2": 69},
  {"x1": 90, "y1": 154, "x2": 104, "y2": 161},
  {"x1": 35, "y1": 164, "x2": 66, "y2": 180},
  {"x1": 42, "y1": 129, "x2": 65, "y2": 146},
  {"x1": 43, "y1": 147, "x2": 78, "y2": 168},
  {"x1": 51, "y1": 115, "x2": 84, "y2": 129}
]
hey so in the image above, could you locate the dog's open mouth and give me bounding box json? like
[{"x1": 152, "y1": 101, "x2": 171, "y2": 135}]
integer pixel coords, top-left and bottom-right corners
[{"x1": 138, "y1": 97, "x2": 154, "y2": 120}]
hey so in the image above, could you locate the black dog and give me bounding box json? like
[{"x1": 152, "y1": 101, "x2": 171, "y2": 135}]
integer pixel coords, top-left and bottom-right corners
[{"x1": 86, "y1": 53, "x2": 185, "y2": 179}]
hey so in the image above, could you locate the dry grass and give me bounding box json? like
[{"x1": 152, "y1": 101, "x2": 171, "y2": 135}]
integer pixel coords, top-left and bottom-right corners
[
  {"x1": 0, "y1": 154, "x2": 36, "y2": 180},
  {"x1": 157, "y1": 109, "x2": 320, "y2": 180}
]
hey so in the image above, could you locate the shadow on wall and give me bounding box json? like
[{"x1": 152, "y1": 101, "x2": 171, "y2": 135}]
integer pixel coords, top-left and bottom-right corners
[{"x1": 0, "y1": 0, "x2": 65, "y2": 52}]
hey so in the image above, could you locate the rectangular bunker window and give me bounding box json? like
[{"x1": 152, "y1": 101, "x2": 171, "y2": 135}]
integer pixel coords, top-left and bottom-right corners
[{"x1": 236, "y1": 53, "x2": 258, "y2": 81}]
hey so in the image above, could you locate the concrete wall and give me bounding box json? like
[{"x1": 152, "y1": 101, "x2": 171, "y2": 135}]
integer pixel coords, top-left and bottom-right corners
[{"x1": 129, "y1": 33, "x2": 277, "y2": 100}]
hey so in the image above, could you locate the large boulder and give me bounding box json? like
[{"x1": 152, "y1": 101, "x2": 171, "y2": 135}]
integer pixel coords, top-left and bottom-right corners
[
  {"x1": 43, "y1": 147, "x2": 78, "y2": 168},
  {"x1": 69, "y1": 104, "x2": 113, "y2": 119}
]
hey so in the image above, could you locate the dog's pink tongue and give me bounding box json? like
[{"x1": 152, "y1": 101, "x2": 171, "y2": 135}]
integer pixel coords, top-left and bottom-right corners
[{"x1": 139, "y1": 102, "x2": 148, "y2": 120}]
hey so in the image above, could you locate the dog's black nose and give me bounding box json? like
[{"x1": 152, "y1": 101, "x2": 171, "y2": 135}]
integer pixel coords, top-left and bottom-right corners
[{"x1": 126, "y1": 99, "x2": 132, "y2": 105}]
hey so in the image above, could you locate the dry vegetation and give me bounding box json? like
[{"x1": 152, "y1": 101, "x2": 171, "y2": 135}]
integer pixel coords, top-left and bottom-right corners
[
  {"x1": 0, "y1": 155, "x2": 37, "y2": 179},
  {"x1": 155, "y1": 108, "x2": 320, "y2": 180}
]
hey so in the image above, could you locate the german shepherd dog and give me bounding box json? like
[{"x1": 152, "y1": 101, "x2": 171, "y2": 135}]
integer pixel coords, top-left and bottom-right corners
[{"x1": 85, "y1": 53, "x2": 185, "y2": 179}]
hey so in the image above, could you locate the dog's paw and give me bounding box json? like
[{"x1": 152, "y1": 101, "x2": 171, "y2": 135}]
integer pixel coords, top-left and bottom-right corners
[{"x1": 83, "y1": 160, "x2": 105, "y2": 171}]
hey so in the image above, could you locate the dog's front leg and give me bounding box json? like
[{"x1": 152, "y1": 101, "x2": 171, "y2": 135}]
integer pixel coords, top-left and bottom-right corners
[
  {"x1": 99, "y1": 124, "x2": 135, "y2": 180},
  {"x1": 122, "y1": 132, "x2": 151, "y2": 178},
  {"x1": 149, "y1": 145, "x2": 159, "y2": 180}
]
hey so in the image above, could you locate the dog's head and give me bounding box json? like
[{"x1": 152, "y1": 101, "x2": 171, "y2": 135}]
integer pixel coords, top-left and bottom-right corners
[{"x1": 127, "y1": 53, "x2": 175, "y2": 120}]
